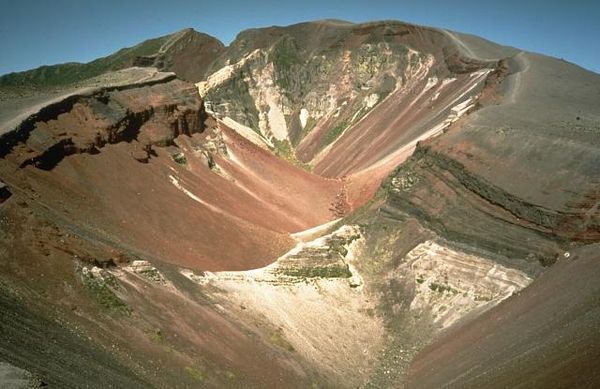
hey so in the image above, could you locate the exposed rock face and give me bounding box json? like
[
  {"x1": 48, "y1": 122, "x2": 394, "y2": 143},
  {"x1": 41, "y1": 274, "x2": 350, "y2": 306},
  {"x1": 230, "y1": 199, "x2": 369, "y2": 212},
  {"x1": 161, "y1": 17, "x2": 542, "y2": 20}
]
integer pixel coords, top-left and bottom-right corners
[
  {"x1": 125, "y1": 260, "x2": 167, "y2": 284},
  {"x1": 202, "y1": 21, "x2": 476, "y2": 157},
  {"x1": 404, "y1": 240, "x2": 531, "y2": 328},
  {"x1": 1, "y1": 76, "x2": 206, "y2": 170},
  {"x1": 419, "y1": 53, "x2": 600, "y2": 244},
  {"x1": 404, "y1": 243, "x2": 600, "y2": 389},
  {"x1": 199, "y1": 21, "x2": 499, "y2": 211},
  {"x1": 184, "y1": 225, "x2": 361, "y2": 285},
  {"x1": 0, "y1": 73, "x2": 345, "y2": 275},
  {"x1": 386, "y1": 144, "x2": 565, "y2": 266}
]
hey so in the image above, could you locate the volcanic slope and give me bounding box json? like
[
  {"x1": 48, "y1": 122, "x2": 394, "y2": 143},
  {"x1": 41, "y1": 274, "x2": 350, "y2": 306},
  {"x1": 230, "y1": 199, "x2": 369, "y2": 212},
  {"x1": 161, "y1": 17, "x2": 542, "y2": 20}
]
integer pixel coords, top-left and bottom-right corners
[
  {"x1": 0, "y1": 28, "x2": 223, "y2": 88},
  {"x1": 0, "y1": 20, "x2": 599, "y2": 388},
  {"x1": 200, "y1": 20, "x2": 512, "y2": 207},
  {"x1": 0, "y1": 68, "x2": 345, "y2": 387}
]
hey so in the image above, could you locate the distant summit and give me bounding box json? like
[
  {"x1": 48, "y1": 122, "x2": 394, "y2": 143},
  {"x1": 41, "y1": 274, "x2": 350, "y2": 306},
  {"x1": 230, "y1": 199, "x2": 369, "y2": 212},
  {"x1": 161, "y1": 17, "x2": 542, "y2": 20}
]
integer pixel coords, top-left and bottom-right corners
[{"x1": 0, "y1": 28, "x2": 224, "y2": 86}]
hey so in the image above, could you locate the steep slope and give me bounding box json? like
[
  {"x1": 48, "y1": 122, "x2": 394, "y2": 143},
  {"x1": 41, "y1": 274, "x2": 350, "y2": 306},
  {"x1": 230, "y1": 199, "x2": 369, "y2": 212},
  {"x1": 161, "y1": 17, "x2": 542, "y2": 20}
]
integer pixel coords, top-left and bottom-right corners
[
  {"x1": 199, "y1": 20, "x2": 506, "y2": 207},
  {"x1": 385, "y1": 52, "x2": 600, "y2": 261},
  {"x1": 404, "y1": 243, "x2": 600, "y2": 389},
  {"x1": 194, "y1": 18, "x2": 600, "y2": 387},
  {"x1": 0, "y1": 67, "x2": 344, "y2": 387},
  {"x1": 343, "y1": 26, "x2": 600, "y2": 387},
  {"x1": 0, "y1": 70, "x2": 343, "y2": 272},
  {"x1": 0, "y1": 287, "x2": 151, "y2": 388}
]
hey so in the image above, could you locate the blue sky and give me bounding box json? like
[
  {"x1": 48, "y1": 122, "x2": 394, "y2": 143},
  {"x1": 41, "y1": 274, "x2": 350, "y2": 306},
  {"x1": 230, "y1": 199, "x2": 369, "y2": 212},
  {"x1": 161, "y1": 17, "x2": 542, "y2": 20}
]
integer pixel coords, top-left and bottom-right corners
[{"x1": 0, "y1": 0, "x2": 598, "y2": 75}]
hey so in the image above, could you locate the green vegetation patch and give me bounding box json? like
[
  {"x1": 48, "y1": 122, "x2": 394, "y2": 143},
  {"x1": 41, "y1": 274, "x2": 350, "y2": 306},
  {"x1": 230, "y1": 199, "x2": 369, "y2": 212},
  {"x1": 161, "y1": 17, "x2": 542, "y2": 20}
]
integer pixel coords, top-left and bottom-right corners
[
  {"x1": 410, "y1": 52, "x2": 422, "y2": 68},
  {"x1": 0, "y1": 36, "x2": 167, "y2": 87},
  {"x1": 328, "y1": 234, "x2": 361, "y2": 257},
  {"x1": 321, "y1": 120, "x2": 348, "y2": 148},
  {"x1": 222, "y1": 370, "x2": 237, "y2": 382},
  {"x1": 184, "y1": 366, "x2": 206, "y2": 382},
  {"x1": 474, "y1": 294, "x2": 493, "y2": 302},
  {"x1": 82, "y1": 271, "x2": 131, "y2": 314},
  {"x1": 271, "y1": 35, "x2": 303, "y2": 91},
  {"x1": 268, "y1": 328, "x2": 295, "y2": 352},
  {"x1": 392, "y1": 163, "x2": 420, "y2": 193},
  {"x1": 271, "y1": 138, "x2": 311, "y2": 170},
  {"x1": 145, "y1": 328, "x2": 165, "y2": 343},
  {"x1": 294, "y1": 116, "x2": 318, "y2": 146},
  {"x1": 282, "y1": 264, "x2": 352, "y2": 279},
  {"x1": 172, "y1": 153, "x2": 187, "y2": 165},
  {"x1": 140, "y1": 267, "x2": 160, "y2": 278},
  {"x1": 428, "y1": 282, "x2": 457, "y2": 294}
]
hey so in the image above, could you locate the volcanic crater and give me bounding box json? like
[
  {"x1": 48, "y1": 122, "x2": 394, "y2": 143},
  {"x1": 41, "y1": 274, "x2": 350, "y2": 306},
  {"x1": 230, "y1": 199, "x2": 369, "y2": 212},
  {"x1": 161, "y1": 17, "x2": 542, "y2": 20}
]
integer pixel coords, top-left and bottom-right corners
[{"x1": 0, "y1": 20, "x2": 599, "y2": 388}]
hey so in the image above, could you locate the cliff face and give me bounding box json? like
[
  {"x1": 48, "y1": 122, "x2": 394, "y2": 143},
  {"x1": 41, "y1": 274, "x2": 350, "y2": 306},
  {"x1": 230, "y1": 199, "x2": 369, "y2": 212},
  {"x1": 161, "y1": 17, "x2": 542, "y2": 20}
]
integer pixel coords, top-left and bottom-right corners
[
  {"x1": 201, "y1": 21, "x2": 488, "y2": 153},
  {"x1": 202, "y1": 22, "x2": 423, "y2": 152},
  {"x1": 385, "y1": 144, "x2": 565, "y2": 266},
  {"x1": 2, "y1": 75, "x2": 206, "y2": 170},
  {"x1": 199, "y1": 21, "x2": 501, "y2": 209}
]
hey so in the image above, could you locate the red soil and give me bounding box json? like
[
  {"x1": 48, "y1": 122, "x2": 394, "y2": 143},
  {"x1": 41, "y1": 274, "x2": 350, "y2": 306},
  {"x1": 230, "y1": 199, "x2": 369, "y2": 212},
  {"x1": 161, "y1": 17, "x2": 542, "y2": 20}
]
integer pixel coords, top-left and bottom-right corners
[{"x1": 313, "y1": 71, "x2": 488, "y2": 208}]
